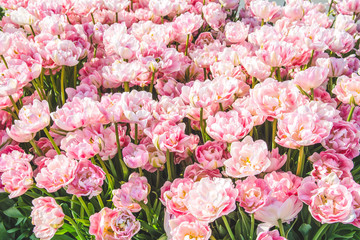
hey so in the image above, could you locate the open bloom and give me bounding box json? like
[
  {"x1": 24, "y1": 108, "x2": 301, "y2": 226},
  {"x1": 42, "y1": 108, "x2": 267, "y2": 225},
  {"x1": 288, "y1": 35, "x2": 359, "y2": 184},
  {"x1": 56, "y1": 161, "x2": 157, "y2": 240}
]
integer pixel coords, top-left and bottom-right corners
[
  {"x1": 333, "y1": 73, "x2": 360, "y2": 105},
  {"x1": 168, "y1": 214, "x2": 212, "y2": 240},
  {"x1": 224, "y1": 136, "x2": 271, "y2": 178},
  {"x1": 31, "y1": 197, "x2": 64, "y2": 240},
  {"x1": 7, "y1": 100, "x2": 50, "y2": 142},
  {"x1": 184, "y1": 177, "x2": 238, "y2": 222},
  {"x1": 89, "y1": 207, "x2": 140, "y2": 240}
]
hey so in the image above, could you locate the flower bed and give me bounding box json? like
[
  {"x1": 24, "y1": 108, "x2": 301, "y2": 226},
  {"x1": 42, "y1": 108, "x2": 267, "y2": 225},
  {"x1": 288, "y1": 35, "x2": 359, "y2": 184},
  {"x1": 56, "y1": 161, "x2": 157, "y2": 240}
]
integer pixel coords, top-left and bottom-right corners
[{"x1": 0, "y1": 0, "x2": 360, "y2": 239}]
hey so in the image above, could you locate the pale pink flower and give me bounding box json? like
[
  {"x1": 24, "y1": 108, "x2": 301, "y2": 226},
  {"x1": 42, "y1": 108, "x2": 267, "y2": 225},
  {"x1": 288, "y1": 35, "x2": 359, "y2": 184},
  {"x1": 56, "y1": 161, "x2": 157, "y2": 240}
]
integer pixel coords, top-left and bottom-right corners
[
  {"x1": 38, "y1": 14, "x2": 68, "y2": 36},
  {"x1": 195, "y1": 141, "x2": 227, "y2": 170},
  {"x1": 169, "y1": 214, "x2": 212, "y2": 240},
  {"x1": 236, "y1": 176, "x2": 271, "y2": 213},
  {"x1": 9, "y1": 7, "x2": 37, "y2": 26},
  {"x1": 202, "y1": 3, "x2": 227, "y2": 30},
  {"x1": 210, "y1": 76, "x2": 239, "y2": 104},
  {"x1": 120, "y1": 90, "x2": 153, "y2": 127},
  {"x1": 224, "y1": 136, "x2": 271, "y2": 178},
  {"x1": 45, "y1": 38, "x2": 82, "y2": 66},
  {"x1": 172, "y1": 12, "x2": 203, "y2": 35},
  {"x1": 66, "y1": 160, "x2": 106, "y2": 198},
  {"x1": 103, "y1": 0, "x2": 130, "y2": 12},
  {"x1": 89, "y1": 207, "x2": 140, "y2": 240},
  {"x1": 181, "y1": 80, "x2": 215, "y2": 108},
  {"x1": 322, "y1": 120, "x2": 360, "y2": 159},
  {"x1": 0, "y1": 31, "x2": 11, "y2": 56},
  {"x1": 161, "y1": 178, "x2": 194, "y2": 217},
  {"x1": 65, "y1": 84, "x2": 99, "y2": 102},
  {"x1": 51, "y1": 97, "x2": 107, "y2": 131},
  {"x1": 122, "y1": 143, "x2": 149, "y2": 169},
  {"x1": 1, "y1": 159, "x2": 33, "y2": 198},
  {"x1": 265, "y1": 148, "x2": 287, "y2": 172},
  {"x1": 60, "y1": 125, "x2": 105, "y2": 161},
  {"x1": 185, "y1": 177, "x2": 238, "y2": 222},
  {"x1": 242, "y1": 56, "x2": 272, "y2": 81},
  {"x1": 31, "y1": 197, "x2": 64, "y2": 240},
  {"x1": 98, "y1": 93, "x2": 125, "y2": 123},
  {"x1": 334, "y1": 14, "x2": 357, "y2": 35},
  {"x1": 100, "y1": 124, "x2": 130, "y2": 160},
  {"x1": 309, "y1": 150, "x2": 354, "y2": 180},
  {"x1": 112, "y1": 173, "x2": 149, "y2": 212},
  {"x1": 293, "y1": 67, "x2": 329, "y2": 92},
  {"x1": 316, "y1": 57, "x2": 348, "y2": 77},
  {"x1": 147, "y1": 120, "x2": 196, "y2": 153},
  {"x1": 254, "y1": 195, "x2": 303, "y2": 227},
  {"x1": 183, "y1": 163, "x2": 222, "y2": 182},
  {"x1": 250, "y1": 0, "x2": 281, "y2": 22},
  {"x1": 276, "y1": 104, "x2": 333, "y2": 149},
  {"x1": 152, "y1": 96, "x2": 186, "y2": 123},
  {"x1": 148, "y1": 0, "x2": 175, "y2": 17},
  {"x1": 333, "y1": 73, "x2": 360, "y2": 105},
  {"x1": 264, "y1": 171, "x2": 302, "y2": 202},
  {"x1": 232, "y1": 97, "x2": 267, "y2": 126},
  {"x1": 219, "y1": 0, "x2": 240, "y2": 9},
  {"x1": 298, "y1": 174, "x2": 356, "y2": 224},
  {"x1": 283, "y1": 2, "x2": 304, "y2": 21},
  {"x1": 35, "y1": 154, "x2": 78, "y2": 193},
  {"x1": 206, "y1": 109, "x2": 254, "y2": 143},
  {"x1": 256, "y1": 230, "x2": 287, "y2": 240},
  {"x1": 225, "y1": 21, "x2": 249, "y2": 43},
  {"x1": 256, "y1": 41, "x2": 295, "y2": 67},
  {"x1": 7, "y1": 100, "x2": 50, "y2": 143},
  {"x1": 251, "y1": 78, "x2": 307, "y2": 120},
  {"x1": 337, "y1": 0, "x2": 360, "y2": 15}
]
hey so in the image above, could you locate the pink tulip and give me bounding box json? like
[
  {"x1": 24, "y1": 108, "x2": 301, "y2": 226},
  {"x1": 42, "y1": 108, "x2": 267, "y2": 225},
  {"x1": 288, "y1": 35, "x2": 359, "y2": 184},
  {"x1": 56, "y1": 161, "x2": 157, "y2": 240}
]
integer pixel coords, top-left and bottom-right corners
[{"x1": 169, "y1": 214, "x2": 212, "y2": 240}]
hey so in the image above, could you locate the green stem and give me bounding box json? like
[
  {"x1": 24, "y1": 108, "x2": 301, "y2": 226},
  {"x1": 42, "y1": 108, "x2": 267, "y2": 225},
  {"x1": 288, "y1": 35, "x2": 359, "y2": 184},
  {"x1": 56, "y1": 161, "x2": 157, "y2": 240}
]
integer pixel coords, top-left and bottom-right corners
[
  {"x1": 296, "y1": 146, "x2": 305, "y2": 177},
  {"x1": 29, "y1": 139, "x2": 44, "y2": 156},
  {"x1": 64, "y1": 215, "x2": 86, "y2": 240},
  {"x1": 149, "y1": 71, "x2": 156, "y2": 95},
  {"x1": 49, "y1": 69, "x2": 59, "y2": 101},
  {"x1": 200, "y1": 107, "x2": 206, "y2": 143},
  {"x1": 60, "y1": 66, "x2": 66, "y2": 105},
  {"x1": 156, "y1": 169, "x2": 160, "y2": 190},
  {"x1": 134, "y1": 123, "x2": 138, "y2": 144},
  {"x1": 222, "y1": 216, "x2": 236, "y2": 240},
  {"x1": 73, "y1": 65, "x2": 77, "y2": 88},
  {"x1": 250, "y1": 213, "x2": 255, "y2": 240},
  {"x1": 139, "y1": 201, "x2": 152, "y2": 224},
  {"x1": 77, "y1": 196, "x2": 91, "y2": 217},
  {"x1": 347, "y1": 105, "x2": 356, "y2": 121},
  {"x1": 185, "y1": 34, "x2": 190, "y2": 56},
  {"x1": 166, "y1": 149, "x2": 173, "y2": 181},
  {"x1": 310, "y1": 88, "x2": 314, "y2": 100},
  {"x1": 261, "y1": 19, "x2": 265, "y2": 26},
  {"x1": 203, "y1": 68, "x2": 207, "y2": 79},
  {"x1": 1, "y1": 55, "x2": 8, "y2": 69},
  {"x1": 29, "y1": 25, "x2": 36, "y2": 36},
  {"x1": 219, "y1": 103, "x2": 224, "y2": 111},
  {"x1": 115, "y1": 123, "x2": 129, "y2": 180},
  {"x1": 43, "y1": 128, "x2": 61, "y2": 154},
  {"x1": 32, "y1": 79, "x2": 45, "y2": 100},
  {"x1": 96, "y1": 195, "x2": 104, "y2": 209},
  {"x1": 313, "y1": 224, "x2": 329, "y2": 240},
  {"x1": 124, "y1": 82, "x2": 130, "y2": 92},
  {"x1": 96, "y1": 154, "x2": 114, "y2": 189},
  {"x1": 91, "y1": 13, "x2": 95, "y2": 24},
  {"x1": 115, "y1": 12, "x2": 118, "y2": 22},
  {"x1": 138, "y1": 167, "x2": 143, "y2": 176},
  {"x1": 252, "y1": 77, "x2": 257, "y2": 88},
  {"x1": 306, "y1": 50, "x2": 315, "y2": 69},
  {"x1": 265, "y1": 120, "x2": 270, "y2": 147},
  {"x1": 276, "y1": 67, "x2": 282, "y2": 81},
  {"x1": 277, "y1": 219, "x2": 286, "y2": 237},
  {"x1": 272, "y1": 119, "x2": 277, "y2": 150},
  {"x1": 8, "y1": 95, "x2": 19, "y2": 115},
  {"x1": 285, "y1": 148, "x2": 292, "y2": 171}
]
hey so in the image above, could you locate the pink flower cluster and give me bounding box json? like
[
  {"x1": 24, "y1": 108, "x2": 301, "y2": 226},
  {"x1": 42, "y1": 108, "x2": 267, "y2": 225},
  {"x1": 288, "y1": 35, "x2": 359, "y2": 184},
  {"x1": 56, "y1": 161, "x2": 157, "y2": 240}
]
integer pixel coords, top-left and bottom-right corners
[{"x1": 1, "y1": 0, "x2": 360, "y2": 239}]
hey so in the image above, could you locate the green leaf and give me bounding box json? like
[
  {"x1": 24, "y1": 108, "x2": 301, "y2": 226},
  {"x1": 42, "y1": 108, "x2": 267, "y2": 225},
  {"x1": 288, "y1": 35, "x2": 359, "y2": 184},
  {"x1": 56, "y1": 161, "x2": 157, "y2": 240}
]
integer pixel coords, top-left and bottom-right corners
[
  {"x1": 0, "y1": 222, "x2": 10, "y2": 239},
  {"x1": 7, "y1": 228, "x2": 20, "y2": 234},
  {"x1": 88, "y1": 202, "x2": 95, "y2": 215},
  {"x1": 4, "y1": 207, "x2": 24, "y2": 218},
  {"x1": 299, "y1": 223, "x2": 312, "y2": 238},
  {"x1": 234, "y1": 219, "x2": 242, "y2": 237},
  {"x1": 52, "y1": 235, "x2": 76, "y2": 240}
]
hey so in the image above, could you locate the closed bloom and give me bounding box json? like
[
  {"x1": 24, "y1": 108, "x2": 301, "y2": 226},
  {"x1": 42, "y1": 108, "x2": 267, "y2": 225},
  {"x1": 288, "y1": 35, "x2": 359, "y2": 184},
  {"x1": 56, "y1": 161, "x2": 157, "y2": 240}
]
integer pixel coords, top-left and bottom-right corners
[
  {"x1": 89, "y1": 207, "x2": 140, "y2": 240},
  {"x1": 250, "y1": 0, "x2": 281, "y2": 22},
  {"x1": 224, "y1": 136, "x2": 271, "y2": 178},
  {"x1": 256, "y1": 230, "x2": 287, "y2": 240},
  {"x1": 206, "y1": 109, "x2": 254, "y2": 143},
  {"x1": 184, "y1": 177, "x2": 238, "y2": 222},
  {"x1": 35, "y1": 154, "x2": 78, "y2": 193},
  {"x1": 202, "y1": 3, "x2": 227, "y2": 31},
  {"x1": 293, "y1": 67, "x2": 329, "y2": 92},
  {"x1": 66, "y1": 160, "x2": 106, "y2": 198},
  {"x1": 31, "y1": 197, "x2": 64, "y2": 240}
]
